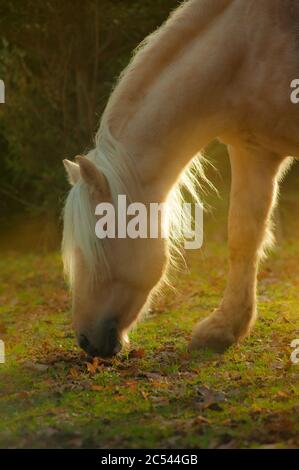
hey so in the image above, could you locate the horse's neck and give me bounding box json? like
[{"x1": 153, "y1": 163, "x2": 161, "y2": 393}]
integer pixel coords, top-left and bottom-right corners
[
  {"x1": 101, "y1": 0, "x2": 243, "y2": 201},
  {"x1": 104, "y1": 0, "x2": 231, "y2": 125}
]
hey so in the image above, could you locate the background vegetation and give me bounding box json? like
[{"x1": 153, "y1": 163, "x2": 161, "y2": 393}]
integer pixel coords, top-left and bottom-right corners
[
  {"x1": 0, "y1": 0, "x2": 180, "y2": 226},
  {"x1": 0, "y1": 0, "x2": 298, "y2": 449}
]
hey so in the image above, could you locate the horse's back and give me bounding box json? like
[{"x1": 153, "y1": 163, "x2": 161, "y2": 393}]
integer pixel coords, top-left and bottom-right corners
[{"x1": 280, "y1": 0, "x2": 299, "y2": 47}]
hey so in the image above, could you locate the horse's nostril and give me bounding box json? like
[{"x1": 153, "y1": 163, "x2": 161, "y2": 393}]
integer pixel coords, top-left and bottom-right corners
[
  {"x1": 113, "y1": 340, "x2": 122, "y2": 355},
  {"x1": 78, "y1": 334, "x2": 90, "y2": 351},
  {"x1": 107, "y1": 325, "x2": 121, "y2": 353},
  {"x1": 77, "y1": 323, "x2": 122, "y2": 358},
  {"x1": 108, "y1": 327, "x2": 117, "y2": 343},
  {"x1": 78, "y1": 334, "x2": 99, "y2": 357}
]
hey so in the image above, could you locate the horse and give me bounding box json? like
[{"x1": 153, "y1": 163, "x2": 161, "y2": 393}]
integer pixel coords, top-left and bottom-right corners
[{"x1": 62, "y1": 0, "x2": 299, "y2": 358}]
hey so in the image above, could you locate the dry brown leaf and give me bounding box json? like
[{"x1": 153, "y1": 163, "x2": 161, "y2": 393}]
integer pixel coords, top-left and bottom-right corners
[
  {"x1": 24, "y1": 361, "x2": 49, "y2": 372},
  {"x1": 86, "y1": 358, "x2": 101, "y2": 375},
  {"x1": 69, "y1": 367, "x2": 79, "y2": 379},
  {"x1": 90, "y1": 385, "x2": 105, "y2": 392},
  {"x1": 129, "y1": 348, "x2": 145, "y2": 359},
  {"x1": 192, "y1": 416, "x2": 210, "y2": 425},
  {"x1": 196, "y1": 385, "x2": 226, "y2": 411}
]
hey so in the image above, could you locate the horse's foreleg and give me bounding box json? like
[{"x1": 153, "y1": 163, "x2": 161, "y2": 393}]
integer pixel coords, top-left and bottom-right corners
[{"x1": 190, "y1": 145, "x2": 285, "y2": 353}]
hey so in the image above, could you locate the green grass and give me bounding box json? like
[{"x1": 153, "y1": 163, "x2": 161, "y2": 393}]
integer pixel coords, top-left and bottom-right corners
[
  {"x1": 0, "y1": 239, "x2": 298, "y2": 449},
  {"x1": 0, "y1": 151, "x2": 298, "y2": 448}
]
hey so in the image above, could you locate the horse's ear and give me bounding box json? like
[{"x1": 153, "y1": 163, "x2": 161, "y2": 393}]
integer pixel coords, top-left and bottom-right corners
[
  {"x1": 75, "y1": 155, "x2": 110, "y2": 198},
  {"x1": 63, "y1": 159, "x2": 80, "y2": 185}
]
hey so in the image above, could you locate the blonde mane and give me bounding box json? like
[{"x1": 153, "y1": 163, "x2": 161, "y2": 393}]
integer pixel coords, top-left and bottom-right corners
[
  {"x1": 62, "y1": 122, "x2": 208, "y2": 287},
  {"x1": 62, "y1": 0, "x2": 213, "y2": 287}
]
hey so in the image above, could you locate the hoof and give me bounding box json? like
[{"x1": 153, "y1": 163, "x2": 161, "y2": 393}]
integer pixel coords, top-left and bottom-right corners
[{"x1": 189, "y1": 316, "x2": 236, "y2": 353}]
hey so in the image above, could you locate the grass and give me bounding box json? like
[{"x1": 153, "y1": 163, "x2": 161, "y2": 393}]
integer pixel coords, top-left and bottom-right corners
[
  {"x1": 0, "y1": 239, "x2": 298, "y2": 449},
  {"x1": 0, "y1": 151, "x2": 298, "y2": 449}
]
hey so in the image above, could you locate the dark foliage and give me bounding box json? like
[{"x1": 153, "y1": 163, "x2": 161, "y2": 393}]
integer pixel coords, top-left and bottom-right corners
[{"x1": 0, "y1": 0, "x2": 180, "y2": 217}]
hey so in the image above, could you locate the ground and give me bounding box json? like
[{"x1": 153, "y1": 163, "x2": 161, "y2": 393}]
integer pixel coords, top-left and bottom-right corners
[{"x1": 0, "y1": 151, "x2": 298, "y2": 449}]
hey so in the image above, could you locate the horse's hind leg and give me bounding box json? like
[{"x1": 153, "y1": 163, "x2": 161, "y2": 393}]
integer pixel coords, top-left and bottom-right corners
[{"x1": 190, "y1": 144, "x2": 287, "y2": 353}]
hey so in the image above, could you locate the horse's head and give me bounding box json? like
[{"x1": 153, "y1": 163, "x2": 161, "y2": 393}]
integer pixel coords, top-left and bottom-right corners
[{"x1": 63, "y1": 155, "x2": 168, "y2": 358}]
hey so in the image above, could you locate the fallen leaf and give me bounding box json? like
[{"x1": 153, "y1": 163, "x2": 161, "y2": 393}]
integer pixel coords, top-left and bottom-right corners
[
  {"x1": 86, "y1": 358, "x2": 101, "y2": 375},
  {"x1": 129, "y1": 348, "x2": 145, "y2": 359},
  {"x1": 69, "y1": 367, "x2": 79, "y2": 379},
  {"x1": 24, "y1": 361, "x2": 49, "y2": 372},
  {"x1": 192, "y1": 416, "x2": 210, "y2": 425},
  {"x1": 68, "y1": 437, "x2": 83, "y2": 448},
  {"x1": 196, "y1": 385, "x2": 226, "y2": 411},
  {"x1": 90, "y1": 385, "x2": 105, "y2": 392},
  {"x1": 123, "y1": 380, "x2": 138, "y2": 390},
  {"x1": 151, "y1": 396, "x2": 169, "y2": 406},
  {"x1": 41, "y1": 427, "x2": 58, "y2": 438},
  {"x1": 277, "y1": 391, "x2": 289, "y2": 398},
  {"x1": 137, "y1": 371, "x2": 165, "y2": 381}
]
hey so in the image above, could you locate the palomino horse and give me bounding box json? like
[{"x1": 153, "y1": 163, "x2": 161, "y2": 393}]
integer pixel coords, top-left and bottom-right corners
[{"x1": 63, "y1": 0, "x2": 299, "y2": 358}]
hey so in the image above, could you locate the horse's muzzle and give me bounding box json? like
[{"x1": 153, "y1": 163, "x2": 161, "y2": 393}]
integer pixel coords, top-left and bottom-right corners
[{"x1": 78, "y1": 320, "x2": 122, "y2": 358}]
